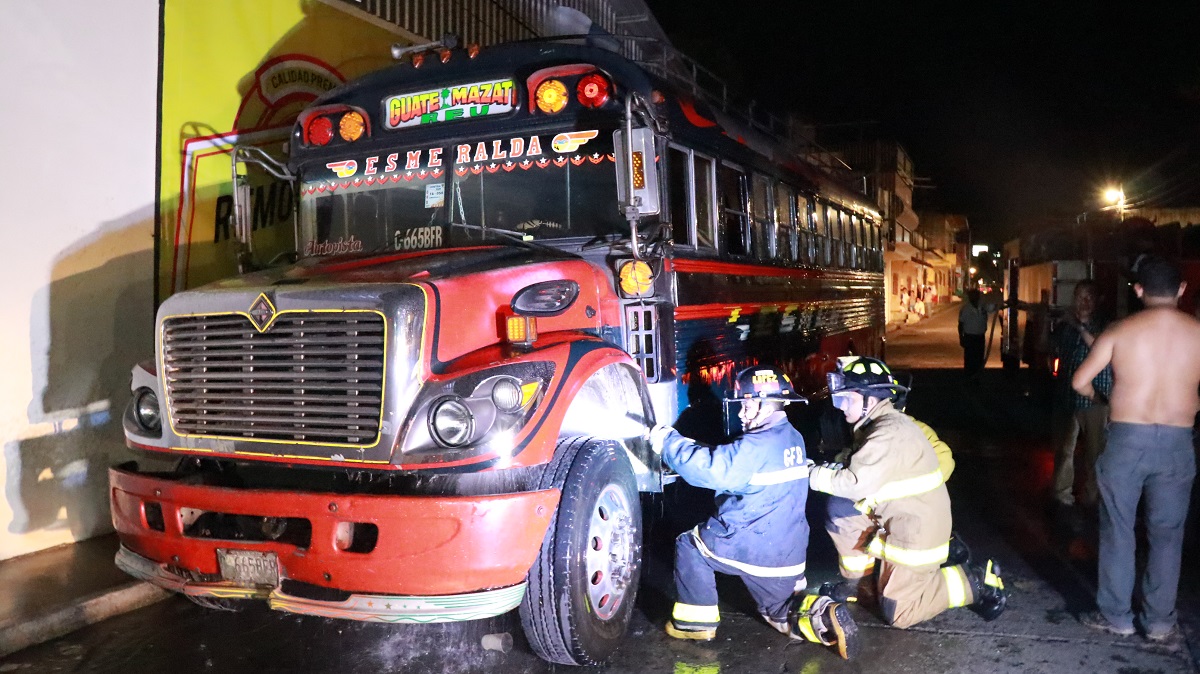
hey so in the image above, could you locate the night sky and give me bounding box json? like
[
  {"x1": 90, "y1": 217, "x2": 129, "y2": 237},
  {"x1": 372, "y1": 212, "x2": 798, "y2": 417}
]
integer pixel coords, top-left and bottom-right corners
[{"x1": 646, "y1": 1, "x2": 1200, "y2": 243}]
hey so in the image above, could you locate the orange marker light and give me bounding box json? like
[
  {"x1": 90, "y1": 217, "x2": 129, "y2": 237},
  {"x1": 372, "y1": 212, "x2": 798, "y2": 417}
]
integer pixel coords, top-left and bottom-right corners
[
  {"x1": 338, "y1": 111, "x2": 366, "y2": 142},
  {"x1": 619, "y1": 260, "x2": 654, "y2": 297},
  {"x1": 631, "y1": 151, "x2": 646, "y2": 189},
  {"x1": 535, "y1": 79, "x2": 569, "y2": 114},
  {"x1": 506, "y1": 315, "x2": 538, "y2": 346}
]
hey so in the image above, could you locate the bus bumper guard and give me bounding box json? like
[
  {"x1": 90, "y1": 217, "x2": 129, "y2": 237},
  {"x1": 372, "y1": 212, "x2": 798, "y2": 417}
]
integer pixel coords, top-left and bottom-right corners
[{"x1": 109, "y1": 465, "x2": 558, "y2": 621}]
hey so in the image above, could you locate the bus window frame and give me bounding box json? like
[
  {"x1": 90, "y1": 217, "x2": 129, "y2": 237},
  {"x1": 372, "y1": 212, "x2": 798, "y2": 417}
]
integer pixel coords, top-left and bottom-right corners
[
  {"x1": 774, "y1": 182, "x2": 796, "y2": 263},
  {"x1": 665, "y1": 143, "x2": 720, "y2": 254},
  {"x1": 812, "y1": 198, "x2": 828, "y2": 266},
  {"x1": 825, "y1": 204, "x2": 840, "y2": 268},
  {"x1": 717, "y1": 160, "x2": 749, "y2": 258},
  {"x1": 848, "y1": 213, "x2": 860, "y2": 269},
  {"x1": 666, "y1": 142, "x2": 695, "y2": 248},
  {"x1": 796, "y1": 193, "x2": 813, "y2": 265},
  {"x1": 749, "y1": 172, "x2": 773, "y2": 261},
  {"x1": 693, "y1": 151, "x2": 717, "y2": 251}
]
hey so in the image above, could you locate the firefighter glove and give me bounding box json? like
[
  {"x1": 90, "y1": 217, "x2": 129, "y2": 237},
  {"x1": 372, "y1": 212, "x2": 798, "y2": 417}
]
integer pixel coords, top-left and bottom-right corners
[{"x1": 648, "y1": 424, "x2": 674, "y2": 453}]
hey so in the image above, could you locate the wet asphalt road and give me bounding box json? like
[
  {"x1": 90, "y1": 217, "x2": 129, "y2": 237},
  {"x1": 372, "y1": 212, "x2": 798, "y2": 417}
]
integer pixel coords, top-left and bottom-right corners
[{"x1": 4, "y1": 306, "x2": 1199, "y2": 673}]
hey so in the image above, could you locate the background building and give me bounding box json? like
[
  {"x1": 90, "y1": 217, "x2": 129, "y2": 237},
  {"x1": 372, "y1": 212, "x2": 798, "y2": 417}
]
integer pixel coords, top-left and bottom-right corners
[
  {"x1": 918, "y1": 211, "x2": 970, "y2": 305},
  {"x1": 823, "y1": 139, "x2": 939, "y2": 324}
]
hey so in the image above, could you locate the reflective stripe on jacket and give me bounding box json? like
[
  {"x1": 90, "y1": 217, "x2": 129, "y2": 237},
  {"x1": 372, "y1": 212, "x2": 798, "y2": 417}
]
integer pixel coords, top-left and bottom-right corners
[{"x1": 660, "y1": 412, "x2": 810, "y2": 574}]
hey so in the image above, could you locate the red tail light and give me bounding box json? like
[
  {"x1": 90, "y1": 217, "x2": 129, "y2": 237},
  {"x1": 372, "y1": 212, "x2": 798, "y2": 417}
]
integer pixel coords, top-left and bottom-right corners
[
  {"x1": 307, "y1": 117, "x2": 334, "y2": 146},
  {"x1": 576, "y1": 73, "x2": 610, "y2": 108},
  {"x1": 1052, "y1": 357, "x2": 1060, "y2": 377}
]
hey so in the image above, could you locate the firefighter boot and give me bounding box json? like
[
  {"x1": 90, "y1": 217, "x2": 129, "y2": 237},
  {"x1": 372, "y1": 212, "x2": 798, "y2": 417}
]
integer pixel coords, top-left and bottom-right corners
[
  {"x1": 790, "y1": 594, "x2": 861, "y2": 660},
  {"x1": 819, "y1": 576, "x2": 877, "y2": 607},
  {"x1": 967, "y1": 559, "x2": 1007, "y2": 621},
  {"x1": 665, "y1": 621, "x2": 717, "y2": 641},
  {"x1": 817, "y1": 580, "x2": 857, "y2": 603},
  {"x1": 943, "y1": 531, "x2": 972, "y2": 568}
]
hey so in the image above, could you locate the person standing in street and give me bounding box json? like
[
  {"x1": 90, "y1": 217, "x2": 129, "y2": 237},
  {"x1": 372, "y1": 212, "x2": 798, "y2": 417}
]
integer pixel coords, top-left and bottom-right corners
[
  {"x1": 650, "y1": 365, "x2": 860, "y2": 659},
  {"x1": 958, "y1": 289, "x2": 989, "y2": 378},
  {"x1": 1073, "y1": 256, "x2": 1200, "y2": 641},
  {"x1": 1050, "y1": 280, "x2": 1112, "y2": 513},
  {"x1": 811, "y1": 356, "x2": 1007, "y2": 628}
]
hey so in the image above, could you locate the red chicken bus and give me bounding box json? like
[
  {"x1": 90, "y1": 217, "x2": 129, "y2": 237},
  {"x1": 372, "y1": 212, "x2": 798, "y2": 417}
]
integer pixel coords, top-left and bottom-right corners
[{"x1": 110, "y1": 37, "x2": 884, "y2": 665}]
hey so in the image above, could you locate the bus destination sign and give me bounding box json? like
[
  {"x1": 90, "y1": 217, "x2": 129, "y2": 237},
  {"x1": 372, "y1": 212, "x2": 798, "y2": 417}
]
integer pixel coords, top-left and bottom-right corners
[{"x1": 385, "y1": 78, "x2": 516, "y2": 129}]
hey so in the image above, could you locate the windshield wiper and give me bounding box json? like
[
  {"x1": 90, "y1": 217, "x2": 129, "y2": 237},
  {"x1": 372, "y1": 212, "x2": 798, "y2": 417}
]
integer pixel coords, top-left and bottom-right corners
[{"x1": 448, "y1": 221, "x2": 565, "y2": 254}]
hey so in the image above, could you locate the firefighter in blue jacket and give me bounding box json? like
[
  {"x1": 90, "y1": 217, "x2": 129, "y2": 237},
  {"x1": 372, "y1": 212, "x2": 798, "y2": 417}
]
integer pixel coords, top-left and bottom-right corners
[{"x1": 649, "y1": 365, "x2": 860, "y2": 660}]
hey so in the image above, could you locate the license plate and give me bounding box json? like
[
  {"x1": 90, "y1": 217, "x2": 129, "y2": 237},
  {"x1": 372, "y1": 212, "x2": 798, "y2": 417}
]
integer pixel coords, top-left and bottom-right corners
[{"x1": 217, "y1": 549, "x2": 279, "y2": 587}]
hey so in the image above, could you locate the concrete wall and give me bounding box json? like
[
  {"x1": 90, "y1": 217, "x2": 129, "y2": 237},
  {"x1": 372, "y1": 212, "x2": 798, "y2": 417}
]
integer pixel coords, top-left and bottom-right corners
[{"x1": 0, "y1": 2, "x2": 162, "y2": 560}]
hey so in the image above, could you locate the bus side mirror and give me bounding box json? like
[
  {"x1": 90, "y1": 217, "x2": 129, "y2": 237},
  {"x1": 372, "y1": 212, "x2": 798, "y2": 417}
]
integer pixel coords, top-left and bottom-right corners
[{"x1": 613, "y1": 128, "x2": 660, "y2": 218}]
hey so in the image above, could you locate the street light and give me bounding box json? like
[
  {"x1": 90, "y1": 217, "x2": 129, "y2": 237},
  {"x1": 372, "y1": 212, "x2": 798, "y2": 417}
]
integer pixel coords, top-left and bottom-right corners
[{"x1": 1103, "y1": 186, "x2": 1126, "y2": 221}]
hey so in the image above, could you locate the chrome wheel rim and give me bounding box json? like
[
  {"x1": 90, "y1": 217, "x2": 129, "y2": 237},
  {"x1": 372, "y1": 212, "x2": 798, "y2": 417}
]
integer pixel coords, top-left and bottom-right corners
[{"x1": 584, "y1": 483, "x2": 634, "y2": 620}]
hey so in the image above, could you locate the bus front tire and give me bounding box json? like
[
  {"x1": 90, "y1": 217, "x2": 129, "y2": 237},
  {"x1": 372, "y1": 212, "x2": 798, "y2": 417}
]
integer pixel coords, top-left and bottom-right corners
[{"x1": 519, "y1": 437, "x2": 642, "y2": 665}]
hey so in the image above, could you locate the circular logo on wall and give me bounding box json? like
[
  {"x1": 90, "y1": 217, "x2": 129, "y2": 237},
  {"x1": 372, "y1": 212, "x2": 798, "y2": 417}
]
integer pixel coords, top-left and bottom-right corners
[{"x1": 234, "y1": 54, "x2": 345, "y2": 131}]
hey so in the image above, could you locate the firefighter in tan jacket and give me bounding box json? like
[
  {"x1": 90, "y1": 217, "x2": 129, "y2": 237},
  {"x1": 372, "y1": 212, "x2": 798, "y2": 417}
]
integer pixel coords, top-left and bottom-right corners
[{"x1": 810, "y1": 357, "x2": 1007, "y2": 628}]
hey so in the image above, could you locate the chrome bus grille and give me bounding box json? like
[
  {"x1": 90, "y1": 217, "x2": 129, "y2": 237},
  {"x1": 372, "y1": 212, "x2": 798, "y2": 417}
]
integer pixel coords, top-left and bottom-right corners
[{"x1": 161, "y1": 312, "x2": 386, "y2": 446}]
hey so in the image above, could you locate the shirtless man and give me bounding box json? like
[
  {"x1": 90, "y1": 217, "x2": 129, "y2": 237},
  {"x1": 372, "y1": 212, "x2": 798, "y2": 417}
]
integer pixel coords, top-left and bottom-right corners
[{"x1": 1072, "y1": 256, "x2": 1200, "y2": 641}]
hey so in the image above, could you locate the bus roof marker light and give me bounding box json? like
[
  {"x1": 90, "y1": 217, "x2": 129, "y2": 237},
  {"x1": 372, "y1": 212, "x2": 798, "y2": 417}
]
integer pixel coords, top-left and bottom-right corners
[
  {"x1": 535, "y1": 79, "x2": 569, "y2": 114},
  {"x1": 577, "y1": 74, "x2": 610, "y2": 108},
  {"x1": 467, "y1": 43, "x2": 480, "y2": 58},
  {"x1": 338, "y1": 111, "x2": 366, "y2": 142},
  {"x1": 307, "y1": 116, "x2": 334, "y2": 146},
  {"x1": 438, "y1": 48, "x2": 452, "y2": 63}
]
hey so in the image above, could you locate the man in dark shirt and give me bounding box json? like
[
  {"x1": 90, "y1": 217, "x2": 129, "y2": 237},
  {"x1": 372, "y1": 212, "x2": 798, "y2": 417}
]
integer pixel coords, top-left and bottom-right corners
[{"x1": 1051, "y1": 280, "x2": 1112, "y2": 510}]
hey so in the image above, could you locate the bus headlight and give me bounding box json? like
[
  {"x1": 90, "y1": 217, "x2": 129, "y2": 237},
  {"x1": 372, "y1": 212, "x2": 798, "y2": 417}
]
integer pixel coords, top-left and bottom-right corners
[
  {"x1": 429, "y1": 397, "x2": 474, "y2": 447},
  {"x1": 490, "y1": 377, "x2": 524, "y2": 413},
  {"x1": 134, "y1": 388, "x2": 161, "y2": 432}
]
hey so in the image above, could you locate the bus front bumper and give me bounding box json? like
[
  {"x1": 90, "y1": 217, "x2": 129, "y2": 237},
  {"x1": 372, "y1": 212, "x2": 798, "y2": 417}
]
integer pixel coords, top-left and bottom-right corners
[{"x1": 109, "y1": 465, "x2": 559, "y2": 622}]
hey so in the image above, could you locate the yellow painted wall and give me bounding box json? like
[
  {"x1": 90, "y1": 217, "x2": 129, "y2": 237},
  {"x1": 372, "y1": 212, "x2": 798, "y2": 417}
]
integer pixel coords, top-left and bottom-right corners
[
  {"x1": 0, "y1": 0, "x2": 409, "y2": 561},
  {"x1": 159, "y1": 0, "x2": 404, "y2": 299}
]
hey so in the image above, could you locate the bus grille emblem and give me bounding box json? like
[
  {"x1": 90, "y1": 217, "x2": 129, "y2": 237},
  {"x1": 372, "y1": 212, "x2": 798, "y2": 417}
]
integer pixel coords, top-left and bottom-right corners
[{"x1": 248, "y1": 293, "x2": 277, "y2": 332}]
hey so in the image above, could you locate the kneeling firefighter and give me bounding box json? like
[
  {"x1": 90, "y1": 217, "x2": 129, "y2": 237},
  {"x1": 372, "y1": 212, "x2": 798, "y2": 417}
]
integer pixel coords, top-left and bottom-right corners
[
  {"x1": 810, "y1": 357, "x2": 1007, "y2": 628},
  {"x1": 649, "y1": 365, "x2": 860, "y2": 659}
]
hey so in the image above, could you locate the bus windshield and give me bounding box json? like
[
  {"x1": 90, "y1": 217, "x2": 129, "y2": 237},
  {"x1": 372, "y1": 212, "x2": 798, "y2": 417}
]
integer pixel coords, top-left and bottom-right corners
[{"x1": 298, "y1": 131, "x2": 628, "y2": 257}]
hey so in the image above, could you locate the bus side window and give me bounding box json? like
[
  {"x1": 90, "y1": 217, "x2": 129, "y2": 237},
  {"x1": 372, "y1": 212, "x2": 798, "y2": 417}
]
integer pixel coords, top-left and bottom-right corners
[
  {"x1": 667, "y1": 146, "x2": 692, "y2": 246},
  {"x1": 830, "y1": 205, "x2": 840, "y2": 267},
  {"x1": 878, "y1": 223, "x2": 888, "y2": 269},
  {"x1": 812, "y1": 200, "x2": 827, "y2": 266},
  {"x1": 717, "y1": 163, "x2": 747, "y2": 256},
  {"x1": 796, "y1": 194, "x2": 811, "y2": 264},
  {"x1": 864, "y1": 214, "x2": 873, "y2": 267},
  {"x1": 775, "y1": 183, "x2": 795, "y2": 262},
  {"x1": 875, "y1": 222, "x2": 885, "y2": 271},
  {"x1": 839, "y1": 210, "x2": 850, "y2": 268},
  {"x1": 694, "y1": 154, "x2": 716, "y2": 249},
  {"x1": 749, "y1": 174, "x2": 772, "y2": 260},
  {"x1": 848, "y1": 214, "x2": 860, "y2": 269}
]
